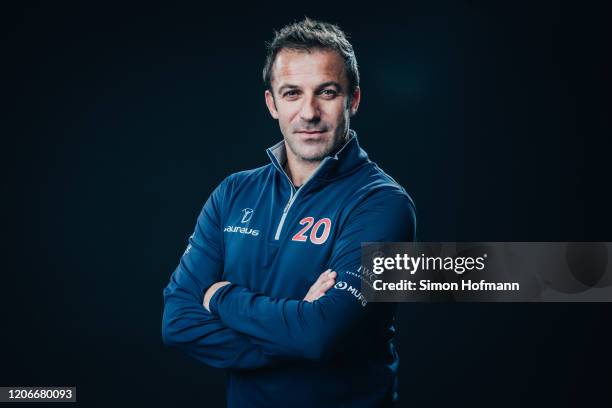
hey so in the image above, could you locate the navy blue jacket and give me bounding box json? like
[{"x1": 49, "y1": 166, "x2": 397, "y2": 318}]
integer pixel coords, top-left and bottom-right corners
[{"x1": 162, "y1": 130, "x2": 416, "y2": 407}]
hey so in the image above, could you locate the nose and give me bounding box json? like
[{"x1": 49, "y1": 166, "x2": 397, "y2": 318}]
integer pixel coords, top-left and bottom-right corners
[{"x1": 299, "y1": 94, "x2": 320, "y2": 122}]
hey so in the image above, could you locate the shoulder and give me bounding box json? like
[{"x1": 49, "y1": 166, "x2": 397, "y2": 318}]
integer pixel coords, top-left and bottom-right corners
[
  {"x1": 333, "y1": 162, "x2": 417, "y2": 239},
  {"x1": 351, "y1": 161, "x2": 416, "y2": 215},
  {"x1": 216, "y1": 164, "x2": 275, "y2": 196},
  {"x1": 227, "y1": 163, "x2": 273, "y2": 182},
  {"x1": 225, "y1": 164, "x2": 274, "y2": 185}
]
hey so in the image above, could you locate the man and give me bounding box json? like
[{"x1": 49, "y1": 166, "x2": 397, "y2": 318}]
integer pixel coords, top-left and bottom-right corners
[{"x1": 162, "y1": 18, "x2": 416, "y2": 407}]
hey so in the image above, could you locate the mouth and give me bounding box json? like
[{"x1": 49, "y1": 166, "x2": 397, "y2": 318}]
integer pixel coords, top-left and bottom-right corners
[{"x1": 295, "y1": 130, "x2": 326, "y2": 135}]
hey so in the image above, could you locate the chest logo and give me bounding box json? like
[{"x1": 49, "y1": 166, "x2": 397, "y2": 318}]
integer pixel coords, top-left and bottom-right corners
[
  {"x1": 224, "y1": 208, "x2": 259, "y2": 237},
  {"x1": 241, "y1": 208, "x2": 254, "y2": 223},
  {"x1": 291, "y1": 217, "x2": 332, "y2": 245}
]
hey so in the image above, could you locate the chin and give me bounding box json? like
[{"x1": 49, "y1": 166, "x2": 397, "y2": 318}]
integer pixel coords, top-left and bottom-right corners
[
  {"x1": 298, "y1": 153, "x2": 324, "y2": 162},
  {"x1": 294, "y1": 151, "x2": 323, "y2": 162},
  {"x1": 298, "y1": 146, "x2": 332, "y2": 161}
]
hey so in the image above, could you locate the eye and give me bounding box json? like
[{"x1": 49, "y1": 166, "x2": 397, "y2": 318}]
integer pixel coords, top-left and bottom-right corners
[
  {"x1": 283, "y1": 90, "x2": 300, "y2": 98},
  {"x1": 320, "y1": 89, "x2": 338, "y2": 98}
]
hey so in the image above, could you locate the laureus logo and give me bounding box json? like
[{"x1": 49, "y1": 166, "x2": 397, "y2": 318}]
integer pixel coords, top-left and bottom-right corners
[
  {"x1": 224, "y1": 208, "x2": 259, "y2": 237},
  {"x1": 241, "y1": 208, "x2": 254, "y2": 223}
]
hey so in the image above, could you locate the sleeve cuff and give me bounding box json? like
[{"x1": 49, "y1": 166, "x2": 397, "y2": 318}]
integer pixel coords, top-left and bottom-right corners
[{"x1": 208, "y1": 283, "x2": 235, "y2": 316}]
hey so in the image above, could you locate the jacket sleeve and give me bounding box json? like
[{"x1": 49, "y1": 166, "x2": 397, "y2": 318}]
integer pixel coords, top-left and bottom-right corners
[
  {"x1": 207, "y1": 190, "x2": 416, "y2": 361},
  {"x1": 161, "y1": 177, "x2": 278, "y2": 369}
]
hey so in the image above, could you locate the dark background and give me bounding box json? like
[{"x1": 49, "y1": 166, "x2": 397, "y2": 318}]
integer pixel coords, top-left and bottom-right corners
[{"x1": 2, "y1": 1, "x2": 610, "y2": 407}]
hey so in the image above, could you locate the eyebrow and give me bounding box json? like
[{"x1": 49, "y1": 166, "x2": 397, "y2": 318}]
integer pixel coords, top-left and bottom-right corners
[
  {"x1": 316, "y1": 81, "x2": 342, "y2": 92},
  {"x1": 277, "y1": 84, "x2": 300, "y2": 94},
  {"x1": 277, "y1": 81, "x2": 343, "y2": 95}
]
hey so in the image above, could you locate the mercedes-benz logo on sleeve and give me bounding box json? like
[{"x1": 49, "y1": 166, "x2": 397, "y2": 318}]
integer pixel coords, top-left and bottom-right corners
[{"x1": 241, "y1": 208, "x2": 254, "y2": 223}]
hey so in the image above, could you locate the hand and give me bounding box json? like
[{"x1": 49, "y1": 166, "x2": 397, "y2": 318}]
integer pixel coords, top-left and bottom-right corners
[
  {"x1": 203, "y1": 281, "x2": 231, "y2": 312},
  {"x1": 303, "y1": 269, "x2": 337, "y2": 302}
]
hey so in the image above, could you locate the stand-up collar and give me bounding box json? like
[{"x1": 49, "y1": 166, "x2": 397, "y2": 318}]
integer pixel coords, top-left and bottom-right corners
[{"x1": 266, "y1": 129, "x2": 369, "y2": 182}]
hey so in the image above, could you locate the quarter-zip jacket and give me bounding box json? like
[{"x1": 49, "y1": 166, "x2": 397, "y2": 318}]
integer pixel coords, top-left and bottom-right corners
[{"x1": 162, "y1": 130, "x2": 416, "y2": 407}]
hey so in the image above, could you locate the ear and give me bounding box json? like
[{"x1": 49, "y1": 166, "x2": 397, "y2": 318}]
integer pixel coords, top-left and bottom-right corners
[
  {"x1": 265, "y1": 90, "x2": 279, "y2": 119},
  {"x1": 349, "y1": 86, "x2": 361, "y2": 116}
]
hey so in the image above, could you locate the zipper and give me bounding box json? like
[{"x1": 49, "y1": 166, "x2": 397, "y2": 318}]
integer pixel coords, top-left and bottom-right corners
[
  {"x1": 274, "y1": 171, "x2": 296, "y2": 240},
  {"x1": 273, "y1": 157, "x2": 330, "y2": 241},
  {"x1": 274, "y1": 188, "x2": 300, "y2": 240}
]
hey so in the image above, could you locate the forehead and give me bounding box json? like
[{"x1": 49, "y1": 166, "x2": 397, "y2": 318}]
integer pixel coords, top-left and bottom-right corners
[{"x1": 271, "y1": 49, "x2": 347, "y2": 90}]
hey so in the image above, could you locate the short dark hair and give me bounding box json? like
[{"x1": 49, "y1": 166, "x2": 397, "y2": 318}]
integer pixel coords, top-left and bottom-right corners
[{"x1": 262, "y1": 18, "x2": 360, "y2": 100}]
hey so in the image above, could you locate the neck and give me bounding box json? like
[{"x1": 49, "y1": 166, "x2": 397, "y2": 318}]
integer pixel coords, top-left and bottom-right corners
[
  {"x1": 284, "y1": 130, "x2": 350, "y2": 187},
  {"x1": 284, "y1": 153, "x2": 321, "y2": 187}
]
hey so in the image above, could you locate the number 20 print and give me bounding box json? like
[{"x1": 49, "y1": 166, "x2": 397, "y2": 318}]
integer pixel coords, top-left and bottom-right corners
[{"x1": 291, "y1": 217, "x2": 332, "y2": 245}]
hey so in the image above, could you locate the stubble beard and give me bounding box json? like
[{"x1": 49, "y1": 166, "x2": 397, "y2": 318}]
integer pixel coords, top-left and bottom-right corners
[
  {"x1": 286, "y1": 135, "x2": 334, "y2": 163},
  {"x1": 286, "y1": 121, "x2": 350, "y2": 163}
]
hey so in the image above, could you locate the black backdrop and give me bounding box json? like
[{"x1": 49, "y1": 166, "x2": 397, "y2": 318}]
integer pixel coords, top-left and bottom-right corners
[{"x1": 2, "y1": 1, "x2": 611, "y2": 407}]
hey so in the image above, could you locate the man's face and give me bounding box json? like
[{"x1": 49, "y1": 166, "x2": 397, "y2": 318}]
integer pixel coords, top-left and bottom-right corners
[{"x1": 265, "y1": 49, "x2": 360, "y2": 163}]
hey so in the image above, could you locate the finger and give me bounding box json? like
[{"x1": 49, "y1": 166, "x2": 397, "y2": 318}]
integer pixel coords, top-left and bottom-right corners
[
  {"x1": 306, "y1": 270, "x2": 335, "y2": 300},
  {"x1": 320, "y1": 271, "x2": 337, "y2": 286},
  {"x1": 311, "y1": 269, "x2": 333, "y2": 289},
  {"x1": 317, "y1": 269, "x2": 332, "y2": 282},
  {"x1": 311, "y1": 278, "x2": 335, "y2": 299},
  {"x1": 318, "y1": 278, "x2": 336, "y2": 295}
]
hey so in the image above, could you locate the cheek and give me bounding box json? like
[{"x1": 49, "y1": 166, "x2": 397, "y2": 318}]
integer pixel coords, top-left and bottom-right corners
[
  {"x1": 276, "y1": 103, "x2": 294, "y2": 118},
  {"x1": 277, "y1": 104, "x2": 300, "y2": 124},
  {"x1": 328, "y1": 103, "x2": 348, "y2": 124}
]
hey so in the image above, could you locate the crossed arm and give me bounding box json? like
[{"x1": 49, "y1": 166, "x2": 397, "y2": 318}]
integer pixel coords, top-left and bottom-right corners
[
  {"x1": 203, "y1": 270, "x2": 337, "y2": 311},
  {"x1": 161, "y1": 178, "x2": 338, "y2": 370},
  {"x1": 161, "y1": 178, "x2": 415, "y2": 369},
  {"x1": 162, "y1": 251, "x2": 336, "y2": 369}
]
